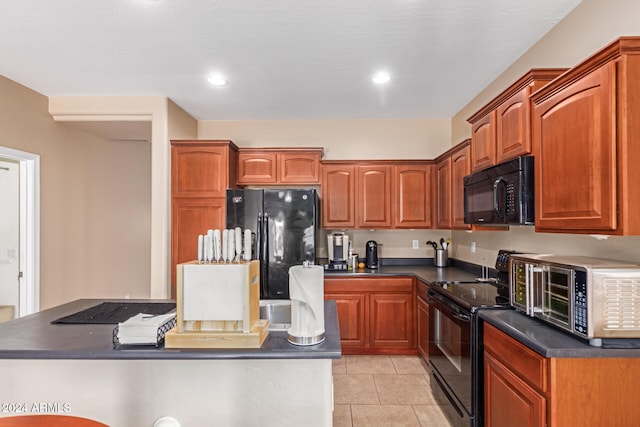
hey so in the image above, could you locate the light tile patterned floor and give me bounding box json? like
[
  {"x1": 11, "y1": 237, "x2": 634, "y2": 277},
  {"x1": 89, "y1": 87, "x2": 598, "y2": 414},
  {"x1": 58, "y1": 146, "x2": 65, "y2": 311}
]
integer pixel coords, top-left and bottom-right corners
[{"x1": 333, "y1": 355, "x2": 451, "y2": 427}]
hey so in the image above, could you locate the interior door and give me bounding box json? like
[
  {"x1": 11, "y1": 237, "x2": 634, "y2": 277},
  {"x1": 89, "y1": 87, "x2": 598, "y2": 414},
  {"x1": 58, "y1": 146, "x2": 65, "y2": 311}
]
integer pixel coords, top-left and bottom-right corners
[{"x1": 0, "y1": 159, "x2": 19, "y2": 319}]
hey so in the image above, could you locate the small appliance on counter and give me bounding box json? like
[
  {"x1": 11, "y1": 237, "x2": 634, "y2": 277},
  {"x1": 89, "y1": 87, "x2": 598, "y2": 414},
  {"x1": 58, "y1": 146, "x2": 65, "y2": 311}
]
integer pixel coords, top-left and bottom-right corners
[
  {"x1": 510, "y1": 254, "x2": 640, "y2": 347},
  {"x1": 288, "y1": 262, "x2": 325, "y2": 346},
  {"x1": 365, "y1": 240, "x2": 378, "y2": 269},
  {"x1": 326, "y1": 232, "x2": 349, "y2": 270}
]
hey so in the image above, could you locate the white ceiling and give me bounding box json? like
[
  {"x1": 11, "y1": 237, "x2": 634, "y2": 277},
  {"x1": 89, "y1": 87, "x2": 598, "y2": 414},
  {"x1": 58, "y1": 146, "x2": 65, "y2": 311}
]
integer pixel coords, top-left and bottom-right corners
[{"x1": 0, "y1": 0, "x2": 582, "y2": 121}]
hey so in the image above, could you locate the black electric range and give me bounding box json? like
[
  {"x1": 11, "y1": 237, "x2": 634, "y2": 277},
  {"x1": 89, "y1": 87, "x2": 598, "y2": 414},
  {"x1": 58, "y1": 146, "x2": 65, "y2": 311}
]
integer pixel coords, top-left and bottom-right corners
[{"x1": 427, "y1": 250, "x2": 515, "y2": 427}]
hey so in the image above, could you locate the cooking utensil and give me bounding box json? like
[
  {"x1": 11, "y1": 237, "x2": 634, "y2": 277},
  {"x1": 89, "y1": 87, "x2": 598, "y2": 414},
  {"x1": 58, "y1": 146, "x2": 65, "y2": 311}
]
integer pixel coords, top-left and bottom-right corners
[
  {"x1": 426, "y1": 240, "x2": 437, "y2": 250},
  {"x1": 440, "y1": 238, "x2": 445, "y2": 249}
]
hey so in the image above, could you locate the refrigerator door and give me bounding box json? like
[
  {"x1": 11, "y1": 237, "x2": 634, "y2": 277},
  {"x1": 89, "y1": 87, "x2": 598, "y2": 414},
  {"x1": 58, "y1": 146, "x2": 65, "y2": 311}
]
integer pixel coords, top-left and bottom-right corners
[
  {"x1": 263, "y1": 189, "x2": 317, "y2": 299},
  {"x1": 226, "y1": 189, "x2": 263, "y2": 259}
]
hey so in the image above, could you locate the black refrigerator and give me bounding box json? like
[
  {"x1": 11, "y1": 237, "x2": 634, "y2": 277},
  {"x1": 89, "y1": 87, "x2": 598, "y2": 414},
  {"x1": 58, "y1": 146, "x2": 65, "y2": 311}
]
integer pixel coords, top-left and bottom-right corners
[{"x1": 226, "y1": 188, "x2": 318, "y2": 299}]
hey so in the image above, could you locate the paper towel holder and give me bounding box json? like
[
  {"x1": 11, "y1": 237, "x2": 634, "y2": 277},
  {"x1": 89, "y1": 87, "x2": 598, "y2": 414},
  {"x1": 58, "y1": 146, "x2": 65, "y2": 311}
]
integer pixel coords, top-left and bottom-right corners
[{"x1": 287, "y1": 263, "x2": 325, "y2": 346}]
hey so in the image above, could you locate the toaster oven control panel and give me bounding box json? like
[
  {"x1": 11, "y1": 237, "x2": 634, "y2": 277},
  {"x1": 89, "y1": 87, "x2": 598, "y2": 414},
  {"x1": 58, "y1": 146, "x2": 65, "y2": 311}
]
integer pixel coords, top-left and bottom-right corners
[{"x1": 573, "y1": 270, "x2": 588, "y2": 336}]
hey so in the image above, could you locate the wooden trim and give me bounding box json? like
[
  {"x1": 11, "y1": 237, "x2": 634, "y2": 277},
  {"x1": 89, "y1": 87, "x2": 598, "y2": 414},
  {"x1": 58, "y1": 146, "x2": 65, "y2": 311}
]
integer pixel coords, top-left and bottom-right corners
[{"x1": 467, "y1": 68, "x2": 568, "y2": 124}]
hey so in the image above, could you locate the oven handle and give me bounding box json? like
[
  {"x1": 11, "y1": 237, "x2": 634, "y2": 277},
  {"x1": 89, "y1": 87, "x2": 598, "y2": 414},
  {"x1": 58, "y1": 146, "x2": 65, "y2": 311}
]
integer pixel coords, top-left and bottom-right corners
[{"x1": 427, "y1": 290, "x2": 471, "y2": 322}]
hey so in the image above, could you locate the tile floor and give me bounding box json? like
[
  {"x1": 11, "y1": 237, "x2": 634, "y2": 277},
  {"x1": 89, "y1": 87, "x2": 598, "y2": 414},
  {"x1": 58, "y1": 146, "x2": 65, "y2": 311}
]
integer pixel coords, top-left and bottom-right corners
[{"x1": 332, "y1": 355, "x2": 451, "y2": 427}]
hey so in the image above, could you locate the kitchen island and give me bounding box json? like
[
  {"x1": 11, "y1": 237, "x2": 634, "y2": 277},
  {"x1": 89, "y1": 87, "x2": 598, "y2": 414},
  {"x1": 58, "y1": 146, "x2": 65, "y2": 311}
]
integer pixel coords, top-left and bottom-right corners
[{"x1": 0, "y1": 299, "x2": 341, "y2": 427}]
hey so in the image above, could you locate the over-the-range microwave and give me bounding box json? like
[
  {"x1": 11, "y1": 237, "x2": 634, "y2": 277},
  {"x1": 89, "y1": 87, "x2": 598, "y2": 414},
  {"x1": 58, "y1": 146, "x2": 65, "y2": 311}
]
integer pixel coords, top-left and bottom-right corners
[
  {"x1": 510, "y1": 254, "x2": 640, "y2": 346},
  {"x1": 463, "y1": 155, "x2": 534, "y2": 225}
]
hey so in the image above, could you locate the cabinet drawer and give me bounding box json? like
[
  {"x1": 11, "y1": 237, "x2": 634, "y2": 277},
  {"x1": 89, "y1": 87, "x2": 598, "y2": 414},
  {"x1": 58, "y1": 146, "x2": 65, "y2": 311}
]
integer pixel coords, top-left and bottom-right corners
[
  {"x1": 483, "y1": 322, "x2": 547, "y2": 393},
  {"x1": 325, "y1": 277, "x2": 413, "y2": 293}
]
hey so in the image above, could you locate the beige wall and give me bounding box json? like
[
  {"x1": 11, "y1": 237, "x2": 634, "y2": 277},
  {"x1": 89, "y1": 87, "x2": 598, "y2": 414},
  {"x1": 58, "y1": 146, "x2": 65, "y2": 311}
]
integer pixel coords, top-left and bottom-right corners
[
  {"x1": 451, "y1": 0, "x2": 640, "y2": 266},
  {"x1": 0, "y1": 77, "x2": 152, "y2": 309},
  {"x1": 198, "y1": 119, "x2": 451, "y2": 160}
]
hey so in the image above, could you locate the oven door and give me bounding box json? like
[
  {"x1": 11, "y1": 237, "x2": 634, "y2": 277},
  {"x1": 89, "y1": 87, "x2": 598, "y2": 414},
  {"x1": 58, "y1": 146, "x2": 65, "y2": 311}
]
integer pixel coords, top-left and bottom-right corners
[{"x1": 428, "y1": 290, "x2": 472, "y2": 427}]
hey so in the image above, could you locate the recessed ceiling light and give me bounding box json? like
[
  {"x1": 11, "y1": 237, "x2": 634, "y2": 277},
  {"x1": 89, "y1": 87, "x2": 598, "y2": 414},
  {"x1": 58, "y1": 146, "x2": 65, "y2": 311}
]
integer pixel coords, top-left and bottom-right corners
[
  {"x1": 372, "y1": 72, "x2": 391, "y2": 85},
  {"x1": 207, "y1": 74, "x2": 228, "y2": 86}
]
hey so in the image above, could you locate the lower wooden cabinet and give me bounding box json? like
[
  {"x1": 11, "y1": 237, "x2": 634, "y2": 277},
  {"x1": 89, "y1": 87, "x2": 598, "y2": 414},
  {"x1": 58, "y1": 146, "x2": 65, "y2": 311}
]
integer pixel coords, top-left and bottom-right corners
[
  {"x1": 325, "y1": 276, "x2": 416, "y2": 355},
  {"x1": 416, "y1": 279, "x2": 429, "y2": 361},
  {"x1": 484, "y1": 322, "x2": 640, "y2": 427},
  {"x1": 484, "y1": 351, "x2": 546, "y2": 427}
]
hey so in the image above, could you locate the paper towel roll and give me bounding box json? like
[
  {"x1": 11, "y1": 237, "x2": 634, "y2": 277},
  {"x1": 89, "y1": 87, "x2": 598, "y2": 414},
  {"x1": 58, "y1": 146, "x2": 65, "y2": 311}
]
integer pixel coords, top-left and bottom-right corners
[{"x1": 288, "y1": 264, "x2": 325, "y2": 338}]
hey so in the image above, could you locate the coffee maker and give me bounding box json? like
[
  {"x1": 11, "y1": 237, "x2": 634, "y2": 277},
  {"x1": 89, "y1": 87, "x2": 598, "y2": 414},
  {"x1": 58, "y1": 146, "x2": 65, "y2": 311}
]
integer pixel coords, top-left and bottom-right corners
[
  {"x1": 326, "y1": 232, "x2": 349, "y2": 270},
  {"x1": 365, "y1": 240, "x2": 379, "y2": 269}
]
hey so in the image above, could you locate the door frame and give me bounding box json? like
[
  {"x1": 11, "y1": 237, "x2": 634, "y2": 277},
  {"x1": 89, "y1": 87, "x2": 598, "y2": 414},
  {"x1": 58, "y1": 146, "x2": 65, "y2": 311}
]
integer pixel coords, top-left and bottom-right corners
[{"x1": 0, "y1": 146, "x2": 40, "y2": 316}]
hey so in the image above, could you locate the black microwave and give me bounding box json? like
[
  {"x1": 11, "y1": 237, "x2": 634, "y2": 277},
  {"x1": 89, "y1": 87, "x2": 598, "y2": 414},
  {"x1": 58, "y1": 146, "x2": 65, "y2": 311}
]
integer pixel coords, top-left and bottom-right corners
[{"x1": 463, "y1": 155, "x2": 534, "y2": 225}]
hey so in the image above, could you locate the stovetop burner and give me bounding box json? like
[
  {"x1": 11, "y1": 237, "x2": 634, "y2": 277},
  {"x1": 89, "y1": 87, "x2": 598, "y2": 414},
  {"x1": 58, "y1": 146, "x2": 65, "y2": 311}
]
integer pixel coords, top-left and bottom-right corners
[{"x1": 429, "y1": 249, "x2": 517, "y2": 310}]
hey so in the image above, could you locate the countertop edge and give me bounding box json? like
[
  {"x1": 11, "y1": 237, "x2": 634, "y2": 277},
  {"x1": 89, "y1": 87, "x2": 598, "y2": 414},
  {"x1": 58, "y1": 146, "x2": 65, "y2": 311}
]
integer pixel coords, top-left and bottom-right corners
[{"x1": 478, "y1": 309, "x2": 640, "y2": 358}]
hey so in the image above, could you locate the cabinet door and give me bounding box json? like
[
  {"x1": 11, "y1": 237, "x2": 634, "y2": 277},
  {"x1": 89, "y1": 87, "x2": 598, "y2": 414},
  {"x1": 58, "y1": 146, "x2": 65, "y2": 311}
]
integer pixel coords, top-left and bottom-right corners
[
  {"x1": 435, "y1": 157, "x2": 452, "y2": 229},
  {"x1": 172, "y1": 146, "x2": 230, "y2": 198},
  {"x1": 369, "y1": 293, "x2": 414, "y2": 348},
  {"x1": 279, "y1": 152, "x2": 321, "y2": 184},
  {"x1": 393, "y1": 164, "x2": 434, "y2": 228},
  {"x1": 171, "y1": 198, "x2": 226, "y2": 295},
  {"x1": 321, "y1": 164, "x2": 356, "y2": 228},
  {"x1": 325, "y1": 292, "x2": 367, "y2": 348},
  {"x1": 417, "y1": 296, "x2": 429, "y2": 361},
  {"x1": 451, "y1": 143, "x2": 471, "y2": 230},
  {"x1": 533, "y1": 64, "x2": 617, "y2": 232},
  {"x1": 484, "y1": 351, "x2": 547, "y2": 427},
  {"x1": 357, "y1": 165, "x2": 392, "y2": 228},
  {"x1": 496, "y1": 86, "x2": 530, "y2": 163},
  {"x1": 471, "y1": 110, "x2": 497, "y2": 172},
  {"x1": 237, "y1": 152, "x2": 278, "y2": 184}
]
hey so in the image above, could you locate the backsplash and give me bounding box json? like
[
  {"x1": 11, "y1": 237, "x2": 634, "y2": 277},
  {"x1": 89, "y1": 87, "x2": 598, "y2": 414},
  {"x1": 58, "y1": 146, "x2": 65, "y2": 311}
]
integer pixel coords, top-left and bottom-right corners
[{"x1": 317, "y1": 229, "x2": 451, "y2": 259}]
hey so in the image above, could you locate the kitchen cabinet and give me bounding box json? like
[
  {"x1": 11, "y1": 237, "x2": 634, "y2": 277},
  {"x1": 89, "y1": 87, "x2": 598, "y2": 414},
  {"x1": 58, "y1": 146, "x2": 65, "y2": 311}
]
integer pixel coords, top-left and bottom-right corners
[
  {"x1": 322, "y1": 161, "x2": 431, "y2": 229},
  {"x1": 468, "y1": 69, "x2": 567, "y2": 172},
  {"x1": 170, "y1": 140, "x2": 238, "y2": 296},
  {"x1": 531, "y1": 37, "x2": 640, "y2": 235},
  {"x1": 435, "y1": 140, "x2": 471, "y2": 230},
  {"x1": 237, "y1": 148, "x2": 323, "y2": 185},
  {"x1": 357, "y1": 164, "x2": 392, "y2": 228},
  {"x1": 324, "y1": 276, "x2": 416, "y2": 355},
  {"x1": 416, "y1": 280, "x2": 429, "y2": 361},
  {"x1": 484, "y1": 323, "x2": 547, "y2": 427},
  {"x1": 321, "y1": 163, "x2": 356, "y2": 228},
  {"x1": 484, "y1": 321, "x2": 640, "y2": 427},
  {"x1": 393, "y1": 163, "x2": 434, "y2": 229}
]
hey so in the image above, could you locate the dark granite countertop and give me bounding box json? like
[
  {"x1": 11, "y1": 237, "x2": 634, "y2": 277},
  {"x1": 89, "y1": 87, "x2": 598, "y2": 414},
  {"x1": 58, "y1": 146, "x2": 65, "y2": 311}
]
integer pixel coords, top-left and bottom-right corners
[
  {"x1": 479, "y1": 309, "x2": 640, "y2": 358},
  {"x1": 0, "y1": 299, "x2": 341, "y2": 360}
]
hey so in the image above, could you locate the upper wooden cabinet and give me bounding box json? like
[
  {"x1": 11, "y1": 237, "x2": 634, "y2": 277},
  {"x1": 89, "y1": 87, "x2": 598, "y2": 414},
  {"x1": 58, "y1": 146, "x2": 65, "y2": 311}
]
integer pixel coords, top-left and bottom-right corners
[
  {"x1": 172, "y1": 140, "x2": 238, "y2": 198},
  {"x1": 393, "y1": 163, "x2": 434, "y2": 229},
  {"x1": 170, "y1": 140, "x2": 238, "y2": 296},
  {"x1": 435, "y1": 156, "x2": 452, "y2": 229},
  {"x1": 357, "y1": 165, "x2": 392, "y2": 228},
  {"x1": 435, "y1": 140, "x2": 471, "y2": 230},
  {"x1": 322, "y1": 161, "x2": 433, "y2": 229},
  {"x1": 531, "y1": 37, "x2": 640, "y2": 235},
  {"x1": 321, "y1": 163, "x2": 356, "y2": 228},
  {"x1": 468, "y1": 69, "x2": 567, "y2": 172},
  {"x1": 237, "y1": 148, "x2": 323, "y2": 185}
]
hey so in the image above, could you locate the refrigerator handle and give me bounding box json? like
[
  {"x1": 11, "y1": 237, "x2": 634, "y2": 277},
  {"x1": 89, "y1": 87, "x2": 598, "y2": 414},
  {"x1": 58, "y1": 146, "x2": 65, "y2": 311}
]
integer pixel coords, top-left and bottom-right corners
[{"x1": 261, "y1": 212, "x2": 269, "y2": 298}]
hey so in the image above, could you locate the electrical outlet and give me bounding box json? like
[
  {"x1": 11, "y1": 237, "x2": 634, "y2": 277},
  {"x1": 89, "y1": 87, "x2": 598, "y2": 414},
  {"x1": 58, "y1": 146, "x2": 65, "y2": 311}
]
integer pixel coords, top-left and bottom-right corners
[
  {"x1": 412, "y1": 240, "x2": 419, "y2": 249},
  {"x1": 471, "y1": 242, "x2": 476, "y2": 253}
]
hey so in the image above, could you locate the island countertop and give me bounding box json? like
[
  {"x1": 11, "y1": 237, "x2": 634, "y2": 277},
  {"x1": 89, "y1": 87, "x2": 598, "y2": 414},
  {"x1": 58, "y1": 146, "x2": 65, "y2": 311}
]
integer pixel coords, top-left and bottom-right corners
[{"x1": 0, "y1": 299, "x2": 341, "y2": 360}]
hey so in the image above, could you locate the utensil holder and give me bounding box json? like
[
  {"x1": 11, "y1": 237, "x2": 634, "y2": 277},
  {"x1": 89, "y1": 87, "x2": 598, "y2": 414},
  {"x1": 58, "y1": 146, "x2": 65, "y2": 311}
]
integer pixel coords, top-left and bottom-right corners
[{"x1": 435, "y1": 249, "x2": 449, "y2": 268}]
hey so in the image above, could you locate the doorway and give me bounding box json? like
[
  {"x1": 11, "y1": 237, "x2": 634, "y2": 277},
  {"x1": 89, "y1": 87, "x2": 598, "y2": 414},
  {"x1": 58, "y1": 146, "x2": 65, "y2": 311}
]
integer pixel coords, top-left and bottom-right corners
[{"x1": 0, "y1": 146, "x2": 39, "y2": 317}]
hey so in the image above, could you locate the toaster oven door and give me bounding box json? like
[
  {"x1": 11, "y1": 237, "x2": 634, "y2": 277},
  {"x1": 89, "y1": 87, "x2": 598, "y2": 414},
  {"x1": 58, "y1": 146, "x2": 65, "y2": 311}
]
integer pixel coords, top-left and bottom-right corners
[{"x1": 537, "y1": 266, "x2": 573, "y2": 331}]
